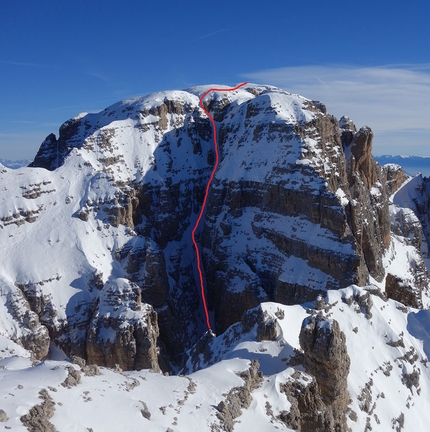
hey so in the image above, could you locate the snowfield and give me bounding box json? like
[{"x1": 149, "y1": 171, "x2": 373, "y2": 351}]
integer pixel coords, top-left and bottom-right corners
[{"x1": 1, "y1": 288, "x2": 430, "y2": 431}]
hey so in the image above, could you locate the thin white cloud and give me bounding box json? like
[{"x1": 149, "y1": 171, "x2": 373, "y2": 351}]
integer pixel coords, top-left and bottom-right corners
[
  {"x1": 369, "y1": 63, "x2": 430, "y2": 71},
  {"x1": 0, "y1": 60, "x2": 49, "y2": 68},
  {"x1": 77, "y1": 69, "x2": 113, "y2": 85},
  {"x1": 243, "y1": 64, "x2": 430, "y2": 155},
  {"x1": 195, "y1": 29, "x2": 229, "y2": 41}
]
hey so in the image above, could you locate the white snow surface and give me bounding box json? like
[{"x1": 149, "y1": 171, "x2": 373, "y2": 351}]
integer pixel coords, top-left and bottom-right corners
[{"x1": 1, "y1": 290, "x2": 430, "y2": 431}]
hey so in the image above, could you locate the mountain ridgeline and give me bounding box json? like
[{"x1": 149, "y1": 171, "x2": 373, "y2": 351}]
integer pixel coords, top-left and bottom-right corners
[
  {"x1": 2, "y1": 84, "x2": 430, "y2": 431},
  {"x1": 0, "y1": 84, "x2": 427, "y2": 371},
  {"x1": 374, "y1": 155, "x2": 430, "y2": 177}
]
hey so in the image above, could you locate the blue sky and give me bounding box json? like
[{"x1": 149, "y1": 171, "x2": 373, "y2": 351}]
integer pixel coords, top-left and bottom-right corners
[{"x1": 1, "y1": 0, "x2": 429, "y2": 160}]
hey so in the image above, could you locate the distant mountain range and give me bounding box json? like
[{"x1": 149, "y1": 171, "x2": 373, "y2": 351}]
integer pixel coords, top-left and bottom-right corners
[
  {"x1": 0, "y1": 158, "x2": 31, "y2": 169},
  {"x1": 374, "y1": 154, "x2": 430, "y2": 177}
]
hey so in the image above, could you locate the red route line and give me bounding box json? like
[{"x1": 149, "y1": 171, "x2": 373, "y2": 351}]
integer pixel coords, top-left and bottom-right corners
[{"x1": 191, "y1": 82, "x2": 248, "y2": 331}]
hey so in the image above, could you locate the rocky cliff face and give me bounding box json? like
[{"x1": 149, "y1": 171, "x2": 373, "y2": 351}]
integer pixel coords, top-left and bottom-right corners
[
  {"x1": 383, "y1": 163, "x2": 408, "y2": 196},
  {"x1": 294, "y1": 315, "x2": 350, "y2": 431},
  {"x1": 85, "y1": 278, "x2": 161, "y2": 371},
  {"x1": 0, "y1": 84, "x2": 428, "y2": 371},
  {"x1": 383, "y1": 172, "x2": 430, "y2": 308},
  {"x1": 202, "y1": 98, "x2": 395, "y2": 332},
  {"x1": 393, "y1": 174, "x2": 430, "y2": 250}
]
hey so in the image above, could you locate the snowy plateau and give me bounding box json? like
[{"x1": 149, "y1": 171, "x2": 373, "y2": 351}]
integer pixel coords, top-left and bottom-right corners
[{"x1": 1, "y1": 83, "x2": 430, "y2": 431}]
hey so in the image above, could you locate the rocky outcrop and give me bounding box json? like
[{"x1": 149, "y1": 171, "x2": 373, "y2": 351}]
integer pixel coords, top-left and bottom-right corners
[
  {"x1": 342, "y1": 120, "x2": 391, "y2": 282},
  {"x1": 183, "y1": 303, "x2": 281, "y2": 374},
  {"x1": 346, "y1": 126, "x2": 376, "y2": 187},
  {"x1": 0, "y1": 409, "x2": 8, "y2": 422},
  {"x1": 383, "y1": 163, "x2": 408, "y2": 196},
  {"x1": 390, "y1": 205, "x2": 423, "y2": 251},
  {"x1": 280, "y1": 373, "x2": 334, "y2": 432},
  {"x1": 29, "y1": 133, "x2": 59, "y2": 171},
  {"x1": 280, "y1": 315, "x2": 350, "y2": 431},
  {"x1": 61, "y1": 366, "x2": 81, "y2": 388},
  {"x1": 3, "y1": 276, "x2": 162, "y2": 371},
  {"x1": 20, "y1": 389, "x2": 56, "y2": 432},
  {"x1": 387, "y1": 175, "x2": 430, "y2": 307},
  {"x1": 241, "y1": 304, "x2": 278, "y2": 342},
  {"x1": 385, "y1": 273, "x2": 422, "y2": 309},
  {"x1": 299, "y1": 315, "x2": 350, "y2": 406},
  {"x1": 339, "y1": 115, "x2": 356, "y2": 146},
  {"x1": 215, "y1": 360, "x2": 263, "y2": 432},
  {"x1": 415, "y1": 177, "x2": 430, "y2": 250},
  {"x1": 4, "y1": 286, "x2": 50, "y2": 360},
  {"x1": 29, "y1": 112, "x2": 98, "y2": 171},
  {"x1": 85, "y1": 279, "x2": 161, "y2": 371},
  {"x1": 395, "y1": 176, "x2": 430, "y2": 250}
]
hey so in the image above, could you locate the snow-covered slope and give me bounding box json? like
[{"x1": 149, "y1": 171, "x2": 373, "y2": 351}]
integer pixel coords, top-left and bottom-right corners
[{"x1": 1, "y1": 287, "x2": 430, "y2": 431}]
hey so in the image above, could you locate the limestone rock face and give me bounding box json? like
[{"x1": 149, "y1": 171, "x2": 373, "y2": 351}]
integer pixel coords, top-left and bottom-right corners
[
  {"x1": 28, "y1": 133, "x2": 59, "y2": 170},
  {"x1": 339, "y1": 115, "x2": 356, "y2": 146},
  {"x1": 389, "y1": 175, "x2": 430, "y2": 307},
  {"x1": 385, "y1": 273, "x2": 422, "y2": 309},
  {"x1": 390, "y1": 205, "x2": 423, "y2": 251},
  {"x1": 415, "y1": 177, "x2": 430, "y2": 250},
  {"x1": 414, "y1": 178, "x2": 430, "y2": 240},
  {"x1": 85, "y1": 279, "x2": 161, "y2": 371},
  {"x1": 342, "y1": 122, "x2": 391, "y2": 282},
  {"x1": 396, "y1": 176, "x2": 430, "y2": 249},
  {"x1": 3, "y1": 282, "x2": 50, "y2": 360},
  {"x1": 346, "y1": 126, "x2": 375, "y2": 187},
  {"x1": 203, "y1": 92, "x2": 392, "y2": 332},
  {"x1": 29, "y1": 113, "x2": 91, "y2": 171},
  {"x1": 299, "y1": 315, "x2": 350, "y2": 405},
  {"x1": 383, "y1": 163, "x2": 408, "y2": 196},
  {"x1": 292, "y1": 315, "x2": 351, "y2": 431}
]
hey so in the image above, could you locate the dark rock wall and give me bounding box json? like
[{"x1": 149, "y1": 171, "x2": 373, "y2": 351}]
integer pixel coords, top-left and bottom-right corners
[
  {"x1": 342, "y1": 123, "x2": 391, "y2": 281},
  {"x1": 385, "y1": 273, "x2": 422, "y2": 309},
  {"x1": 203, "y1": 96, "x2": 391, "y2": 333},
  {"x1": 280, "y1": 315, "x2": 351, "y2": 432},
  {"x1": 404, "y1": 176, "x2": 430, "y2": 250}
]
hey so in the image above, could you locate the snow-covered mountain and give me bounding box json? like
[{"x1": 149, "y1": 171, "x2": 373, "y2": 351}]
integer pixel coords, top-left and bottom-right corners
[
  {"x1": 0, "y1": 158, "x2": 31, "y2": 169},
  {"x1": 1, "y1": 84, "x2": 430, "y2": 431},
  {"x1": 374, "y1": 155, "x2": 430, "y2": 177}
]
